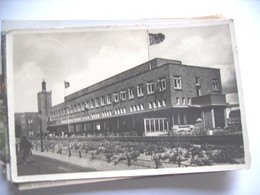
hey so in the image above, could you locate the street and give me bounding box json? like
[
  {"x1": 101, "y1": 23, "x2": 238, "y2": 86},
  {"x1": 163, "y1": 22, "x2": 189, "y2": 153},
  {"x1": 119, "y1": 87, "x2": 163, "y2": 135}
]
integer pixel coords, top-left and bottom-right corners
[{"x1": 17, "y1": 154, "x2": 95, "y2": 176}]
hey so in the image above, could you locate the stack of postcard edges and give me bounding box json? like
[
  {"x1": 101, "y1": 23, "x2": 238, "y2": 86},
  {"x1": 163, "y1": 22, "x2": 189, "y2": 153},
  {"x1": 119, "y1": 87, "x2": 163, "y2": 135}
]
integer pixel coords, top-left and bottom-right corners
[{"x1": 0, "y1": 19, "x2": 250, "y2": 190}]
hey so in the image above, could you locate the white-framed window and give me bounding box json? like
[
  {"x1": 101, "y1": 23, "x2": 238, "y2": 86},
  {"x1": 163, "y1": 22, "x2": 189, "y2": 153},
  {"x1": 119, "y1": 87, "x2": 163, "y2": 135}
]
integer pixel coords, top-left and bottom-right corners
[
  {"x1": 95, "y1": 98, "x2": 99, "y2": 107},
  {"x1": 149, "y1": 102, "x2": 153, "y2": 109},
  {"x1": 113, "y1": 92, "x2": 119, "y2": 102},
  {"x1": 130, "y1": 106, "x2": 133, "y2": 112},
  {"x1": 78, "y1": 104, "x2": 81, "y2": 112},
  {"x1": 106, "y1": 94, "x2": 112, "y2": 105},
  {"x1": 85, "y1": 101, "x2": 89, "y2": 110},
  {"x1": 176, "y1": 97, "x2": 180, "y2": 105},
  {"x1": 157, "y1": 100, "x2": 162, "y2": 107},
  {"x1": 100, "y1": 96, "x2": 105, "y2": 106},
  {"x1": 153, "y1": 101, "x2": 157, "y2": 108},
  {"x1": 90, "y1": 99, "x2": 94, "y2": 109},
  {"x1": 136, "y1": 105, "x2": 140, "y2": 111},
  {"x1": 188, "y1": 97, "x2": 191, "y2": 105},
  {"x1": 162, "y1": 99, "x2": 166, "y2": 107},
  {"x1": 182, "y1": 97, "x2": 186, "y2": 105},
  {"x1": 80, "y1": 103, "x2": 84, "y2": 111},
  {"x1": 137, "y1": 84, "x2": 144, "y2": 97},
  {"x1": 195, "y1": 77, "x2": 200, "y2": 86},
  {"x1": 212, "y1": 79, "x2": 219, "y2": 91},
  {"x1": 128, "y1": 87, "x2": 135, "y2": 99},
  {"x1": 147, "y1": 81, "x2": 155, "y2": 94},
  {"x1": 120, "y1": 90, "x2": 126, "y2": 101},
  {"x1": 140, "y1": 104, "x2": 144, "y2": 110},
  {"x1": 133, "y1": 105, "x2": 136, "y2": 112},
  {"x1": 158, "y1": 78, "x2": 166, "y2": 91},
  {"x1": 173, "y1": 76, "x2": 182, "y2": 90}
]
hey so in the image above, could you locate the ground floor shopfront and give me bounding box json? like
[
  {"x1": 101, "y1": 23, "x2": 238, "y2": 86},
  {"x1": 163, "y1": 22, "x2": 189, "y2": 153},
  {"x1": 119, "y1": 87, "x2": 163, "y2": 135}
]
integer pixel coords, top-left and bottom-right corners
[{"x1": 47, "y1": 105, "x2": 227, "y2": 137}]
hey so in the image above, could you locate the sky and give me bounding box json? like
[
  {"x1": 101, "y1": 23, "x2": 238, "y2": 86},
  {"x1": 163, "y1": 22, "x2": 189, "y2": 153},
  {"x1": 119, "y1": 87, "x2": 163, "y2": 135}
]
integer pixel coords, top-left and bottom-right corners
[{"x1": 11, "y1": 23, "x2": 238, "y2": 112}]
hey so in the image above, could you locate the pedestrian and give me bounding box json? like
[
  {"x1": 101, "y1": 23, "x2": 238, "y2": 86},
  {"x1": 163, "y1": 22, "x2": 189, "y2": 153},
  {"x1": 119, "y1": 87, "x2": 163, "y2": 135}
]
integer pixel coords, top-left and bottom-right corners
[
  {"x1": 68, "y1": 141, "x2": 72, "y2": 157},
  {"x1": 152, "y1": 153, "x2": 161, "y2": 169},
  {"x1": 19, "y1": 136, "x2": 32, "y2": 165}
]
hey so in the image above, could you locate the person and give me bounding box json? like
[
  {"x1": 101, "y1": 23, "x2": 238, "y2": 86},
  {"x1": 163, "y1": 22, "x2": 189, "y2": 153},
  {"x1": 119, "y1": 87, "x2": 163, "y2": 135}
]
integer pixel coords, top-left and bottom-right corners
[{"x1": 20, "y1": 136, "x2": 32, "y2": 165}]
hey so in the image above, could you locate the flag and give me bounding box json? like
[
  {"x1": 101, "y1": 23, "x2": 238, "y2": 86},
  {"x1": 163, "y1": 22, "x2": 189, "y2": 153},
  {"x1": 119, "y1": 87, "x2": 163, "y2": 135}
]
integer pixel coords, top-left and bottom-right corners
[
  {"x1": 64, "y1": 81, "x2": 70, "y2": 88},
  {"x1": 148, "y1": 33, "x2": 165, "y2": 46}
]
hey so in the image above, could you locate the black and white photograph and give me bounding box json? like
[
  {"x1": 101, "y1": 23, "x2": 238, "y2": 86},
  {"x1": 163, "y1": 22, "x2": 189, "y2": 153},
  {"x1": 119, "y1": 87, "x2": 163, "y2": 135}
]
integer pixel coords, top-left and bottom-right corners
[{"x1": 5, "y1": 20, "x2": 250, "y2": 183}]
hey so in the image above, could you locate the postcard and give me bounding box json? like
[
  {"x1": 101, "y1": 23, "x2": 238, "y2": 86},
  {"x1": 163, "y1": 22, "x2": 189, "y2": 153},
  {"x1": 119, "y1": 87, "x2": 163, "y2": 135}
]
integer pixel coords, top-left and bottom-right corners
[{"x1": 4, "y1": 19, "x2": 250, "y2": 183}]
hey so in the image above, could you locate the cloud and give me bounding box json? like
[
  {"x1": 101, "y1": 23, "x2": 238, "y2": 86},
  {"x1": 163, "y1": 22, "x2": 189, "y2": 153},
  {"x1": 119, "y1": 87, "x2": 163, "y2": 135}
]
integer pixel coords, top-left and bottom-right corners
[
  {"x1": 14, "y1": 62, "x2": 44, "y2": 112},
  {"x1": 211, "y1": 64, "x2": 238, "y2": 93},
  {"x1": 12, "y1": 24, "x2": 238, "y2": 112}
]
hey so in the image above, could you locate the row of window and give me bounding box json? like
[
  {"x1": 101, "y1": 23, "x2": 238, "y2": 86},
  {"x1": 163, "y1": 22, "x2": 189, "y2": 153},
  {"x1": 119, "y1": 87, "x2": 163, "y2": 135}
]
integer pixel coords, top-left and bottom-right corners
[
  {"x1": 115, "y1": 107, "x2": 127, "y2": 115},
  {"x1": 176, "y1": 97, "x2": 191, "y2": 105},
  {"x1": 51, "y1": 77, "x2": 219, "y2": 118},
  {"x1": 148, "y1": 100, "x2": 167, "y2": 109},
  {"x1": 51, "y1": 78, "x2": 167, "y2": 118},
  {"x1": 130, "y1": 104, "x2": 145, "y2": 112},
  {"x1": 174, "y1": 76, "x2": 220, "y2": 92},
  {"x1": 50, "y1": 100, "x2": 167, "y2": 121}
]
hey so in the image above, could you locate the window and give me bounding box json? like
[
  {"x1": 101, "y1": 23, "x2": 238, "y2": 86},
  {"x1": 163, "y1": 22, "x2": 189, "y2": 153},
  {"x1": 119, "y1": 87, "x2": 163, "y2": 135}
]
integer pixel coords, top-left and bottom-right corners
[
  {"x1": 85, "y1": 101, "x2": 89, "y2": 110},
  {"x1": 182, "y1": 97, "x2": 186, "y2": 105},
  {"x1": 195, "y1": 77, "x2": 200, "y2": 86},
  {"x1": 77, "y1": 105, "x2": 80, "y2": 112},
  {"x1": 188, "y1": 97, "x2": 191, "y2": 105},
  {"x1": 90, "y1": 99, "x2": 94, "y2": 109},
  {"x1": 149, "y1": 102, "x2": 153, "y2": 109},
  {"x1": 130, "y1": 106, "x2": 133, "y2": 112},
  {"x1": 212, "y1": 79, "x2": 219, "y2": 91},
  {"x1": 106, "y1": 95, "x2": 112, "y2": 105},
  {"x1": 80, "y1": 103, "x2": 84, "y2": 111},
  {"x1": 120, "y1": 90, "x2": 126, "y2": 101},
  {"x1": 176, "y1": 97, "x2": 180, "y2": 105},
  {"x1": 157, "y1": 100, "x2": 161, "y2": 107},
  {"x1": 162, "y1": 99, "x2": 166, "y2": 107},
  {"x1": 113, "y1": 93, "x2": 119, "y2": 102},
  {"x1": 95, "y1": 98, "x2": 99, "y2": 107},
  {"x1": 137, "y1": 84, "x2": 144, "y2": 97},
  {"x1": 140, "y1": 104, "x2": 144, "y2": 110},
  {"x1": 196, "y1": 87, "x2": 201, "y2": 96},
  {"x1": 173, "y1": 76, "x2": 182, "y2": 90},
  {"x1": 158, "y1": 78, "x2": 166, "y2": 91},
  {"x1": 128, "y1": 87, "x2": 135, "y2": 99},
  {"x1": 147, "y1": 81, "x2": 155, "y2": 94},
  {"x1": 100, "y1": 96, "x2": 105, "y2": 106}
]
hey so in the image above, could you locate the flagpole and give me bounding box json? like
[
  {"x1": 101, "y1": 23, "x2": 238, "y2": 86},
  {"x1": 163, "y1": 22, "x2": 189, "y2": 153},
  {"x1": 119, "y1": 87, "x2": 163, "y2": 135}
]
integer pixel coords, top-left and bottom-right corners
[{"x1": 147, "y1": 30, "x2": 151, "y2": 61}]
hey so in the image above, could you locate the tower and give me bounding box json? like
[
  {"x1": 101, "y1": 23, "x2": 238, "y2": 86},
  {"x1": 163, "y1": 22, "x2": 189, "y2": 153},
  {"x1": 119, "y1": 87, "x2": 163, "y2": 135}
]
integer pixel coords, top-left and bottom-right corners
[{"x1": 37, "y1": 79, "x2": 52, "y2": 133}]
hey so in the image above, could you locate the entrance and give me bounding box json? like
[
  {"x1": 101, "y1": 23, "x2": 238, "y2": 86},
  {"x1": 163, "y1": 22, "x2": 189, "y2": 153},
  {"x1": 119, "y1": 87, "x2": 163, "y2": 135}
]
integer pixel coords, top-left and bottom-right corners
[{"x1": 144, "y1": 118, "x2": 169, "y2": 136}]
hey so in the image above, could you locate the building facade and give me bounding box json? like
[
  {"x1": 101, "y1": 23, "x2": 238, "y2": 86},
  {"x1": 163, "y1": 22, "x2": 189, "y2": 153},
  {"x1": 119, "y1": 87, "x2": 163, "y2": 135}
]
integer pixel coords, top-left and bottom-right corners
[
  {"x1": 15, "y1": 112, "x2": 40, "y2": 138},
  {"x1": 47, "y1": 58, "x2": 227, "y2": 136}
]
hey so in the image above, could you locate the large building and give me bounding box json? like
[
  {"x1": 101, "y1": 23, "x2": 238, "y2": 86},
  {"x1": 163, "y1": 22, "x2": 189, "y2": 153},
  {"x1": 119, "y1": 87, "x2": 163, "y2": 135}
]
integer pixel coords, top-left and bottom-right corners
[
  {"x1": 14, "y1": 80, "x2": 52, "y2": 138},
  {"x1": 46, "y1": 58, "x2": 228, "y2": 137}
]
